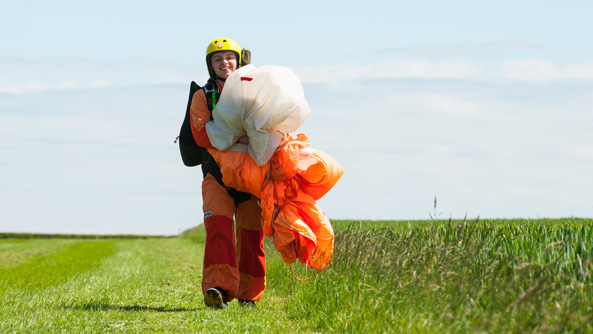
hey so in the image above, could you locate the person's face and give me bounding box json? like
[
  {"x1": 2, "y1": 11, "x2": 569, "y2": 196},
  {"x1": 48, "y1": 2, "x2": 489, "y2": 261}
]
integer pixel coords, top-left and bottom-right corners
[{"x1": 211, "y1": 51, "x2": 238, "y2": 79}]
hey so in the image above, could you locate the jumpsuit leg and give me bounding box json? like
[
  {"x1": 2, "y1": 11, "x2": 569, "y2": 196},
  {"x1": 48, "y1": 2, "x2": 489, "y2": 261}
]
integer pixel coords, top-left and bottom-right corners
[
  {"x1": 235, "y1": 195, "x2": 266, "y2": 301},
  {"x1": 201, "y1": 174, "x2": 240, "y2": 300}
]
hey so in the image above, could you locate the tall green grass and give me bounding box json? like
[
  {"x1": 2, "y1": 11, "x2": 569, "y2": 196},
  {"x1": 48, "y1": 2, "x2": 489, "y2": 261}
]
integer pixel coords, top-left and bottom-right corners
[{"x1": 266, "y1": 218, "x2": 593, "y2": 333}]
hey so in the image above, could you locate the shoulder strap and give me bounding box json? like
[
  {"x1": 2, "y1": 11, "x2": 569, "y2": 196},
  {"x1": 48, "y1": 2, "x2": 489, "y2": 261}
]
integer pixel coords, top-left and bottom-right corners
[
  {"x1": 199, "y1": 78, "x2": 252, "y2": 204},
  {"x1": 203, "y1": 78, "x2": 220, "y2": 112},
  {"x1": 177, "y1": 81, "x2": 206, "y2": 167}
]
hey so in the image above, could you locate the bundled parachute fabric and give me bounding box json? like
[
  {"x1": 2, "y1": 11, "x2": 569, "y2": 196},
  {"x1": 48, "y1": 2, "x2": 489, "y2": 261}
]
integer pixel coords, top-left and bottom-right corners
[
  {"x1": 206, "y1": 65, "x2": 311, "y2": 166},
  {"x1": 208, "y1": 134, "x2": 343, "y2": 271}
]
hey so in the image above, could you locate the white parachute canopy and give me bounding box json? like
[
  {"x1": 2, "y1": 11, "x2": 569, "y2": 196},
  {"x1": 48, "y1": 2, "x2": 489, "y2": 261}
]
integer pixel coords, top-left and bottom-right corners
[{"x1": 205, "y1": 64, "x2": 311, "y2": 166}]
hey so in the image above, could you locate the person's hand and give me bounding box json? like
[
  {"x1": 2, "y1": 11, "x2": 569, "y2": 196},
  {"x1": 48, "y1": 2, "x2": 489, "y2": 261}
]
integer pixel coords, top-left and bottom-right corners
[{"x1": 237, "y1": 135, "x2": 249, "y2": 144}]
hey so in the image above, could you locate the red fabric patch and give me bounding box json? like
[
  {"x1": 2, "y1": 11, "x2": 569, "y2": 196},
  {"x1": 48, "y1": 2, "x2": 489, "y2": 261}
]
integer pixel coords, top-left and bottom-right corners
[
  {"x1": 239, "y1": 228, "x2": 266, "y2": 277},
  {"x1": 240, "y1": 77, "x2": 253, "y2": 81},
  {"x1": 204, "y1": 215, "x2": 237, "y2": 267}
]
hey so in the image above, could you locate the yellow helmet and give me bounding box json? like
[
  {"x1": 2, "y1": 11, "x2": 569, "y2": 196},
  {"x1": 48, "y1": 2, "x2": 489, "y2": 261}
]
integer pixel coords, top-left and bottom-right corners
[{"x1": 206, "y1": 38, "x2": 242, "y2": 78}]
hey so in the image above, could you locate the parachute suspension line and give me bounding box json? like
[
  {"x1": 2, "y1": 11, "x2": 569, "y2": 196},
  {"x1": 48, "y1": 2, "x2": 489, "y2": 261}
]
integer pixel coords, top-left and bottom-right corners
[
  {"x1": 261, "y1": 168, "x2": 273, "y2": 193},
  {"x1": 273, "y1": 166, "x2": 282, "y2": 178},
  {"x1": 260, "y1": 169, "x2": 274, "y2": 221},
  {"x1": 289, "y1": 263, "x2": 319, "y2": 281},
  {"x1": 260, "y1": 170, "x2": 276, "y2": 234}
]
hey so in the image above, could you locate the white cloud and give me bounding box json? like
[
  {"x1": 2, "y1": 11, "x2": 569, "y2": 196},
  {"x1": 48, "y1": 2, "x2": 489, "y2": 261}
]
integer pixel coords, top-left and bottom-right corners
[
  {"x1": 3, "y1": 56, "x2": 593, "y2": 95},
  {"x1": 386, "y1": 93, "x2": 478, "y2": 116},
  {"x1": 378, "y1": 43, "x2": 553, "y2": 59},
  {"x1": 501, "y1": 59, "x2": 593, "y2": 82},
  {"x1": 295, "y1": 59, "x2": 593, "y2": 85},
  {"x1": 569, "y1": 147, "x2": 593, "y2": 159},
  {"x1": 0, "y1": 57, "x2": 202, "y2": 94}
]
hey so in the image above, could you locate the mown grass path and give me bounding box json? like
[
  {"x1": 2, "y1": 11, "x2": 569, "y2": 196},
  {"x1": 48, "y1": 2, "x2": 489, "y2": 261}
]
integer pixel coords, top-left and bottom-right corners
[{"x1": 0, "y1": 238, "x2": 305, "y2": 333}]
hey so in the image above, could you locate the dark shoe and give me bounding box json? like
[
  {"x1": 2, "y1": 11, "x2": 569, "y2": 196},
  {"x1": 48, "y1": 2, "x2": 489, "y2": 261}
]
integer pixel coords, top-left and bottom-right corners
[
  {"x1": 204, "y1": 287, "x2": 227, "y2": 309},
  {"x1": 238, "y1": 299, "x2": 256, "y2": 308}
]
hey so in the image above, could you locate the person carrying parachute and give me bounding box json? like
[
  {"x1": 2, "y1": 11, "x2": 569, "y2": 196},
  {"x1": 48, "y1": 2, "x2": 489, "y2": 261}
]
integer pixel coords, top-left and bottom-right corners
[
  {"x1": 185, "y1": 38, "x2": 264, "y2": 309},
  {"x1": 203, "y1": 63, "x2": 343, "y2": 273},
  {"x1": 183, "y1": 37, "x2": 343, "y2": 310}
]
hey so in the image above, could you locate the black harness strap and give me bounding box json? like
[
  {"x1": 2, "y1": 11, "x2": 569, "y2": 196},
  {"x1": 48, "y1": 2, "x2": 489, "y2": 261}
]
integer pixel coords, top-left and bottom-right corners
[{"x1": 200, "y1": 79, "x2": 251, "y2": 205}]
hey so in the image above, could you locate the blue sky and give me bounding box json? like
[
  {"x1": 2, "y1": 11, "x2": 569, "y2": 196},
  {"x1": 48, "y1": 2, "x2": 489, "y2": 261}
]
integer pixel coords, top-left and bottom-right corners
[{"x1": 2, "y1": 1, "x2": 592, "y2": 235}]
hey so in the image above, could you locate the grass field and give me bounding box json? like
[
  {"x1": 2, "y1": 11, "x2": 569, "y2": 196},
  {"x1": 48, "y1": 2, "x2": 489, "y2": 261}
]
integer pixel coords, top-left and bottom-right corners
[{"x1": 1, "y1": 218, "x2": 592, "y2": 333}]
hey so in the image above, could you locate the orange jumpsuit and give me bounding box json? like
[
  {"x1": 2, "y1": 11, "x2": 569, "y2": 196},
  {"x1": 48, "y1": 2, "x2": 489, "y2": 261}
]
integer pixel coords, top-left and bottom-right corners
[{"x1": 190, "y1": 87, "x2": 266, "y2": 302}]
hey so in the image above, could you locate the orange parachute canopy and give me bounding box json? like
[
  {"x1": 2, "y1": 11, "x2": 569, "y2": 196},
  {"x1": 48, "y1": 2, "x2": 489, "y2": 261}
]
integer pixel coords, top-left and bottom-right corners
[{"x1": 208, "y1": 134, "x2": 343, "y2": 271}]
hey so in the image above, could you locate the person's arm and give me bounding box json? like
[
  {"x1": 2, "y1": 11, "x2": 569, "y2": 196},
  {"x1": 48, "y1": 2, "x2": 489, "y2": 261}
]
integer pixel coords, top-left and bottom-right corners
[{"x1": 189, "y1": 90, "x2": 215, "y2": 149}]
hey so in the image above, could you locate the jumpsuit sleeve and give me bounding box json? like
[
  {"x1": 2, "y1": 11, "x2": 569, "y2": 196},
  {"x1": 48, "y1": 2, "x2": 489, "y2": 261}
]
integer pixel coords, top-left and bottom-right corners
[{"x1": 189, "y1": 89, "x2": 215, "y2": 149}]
